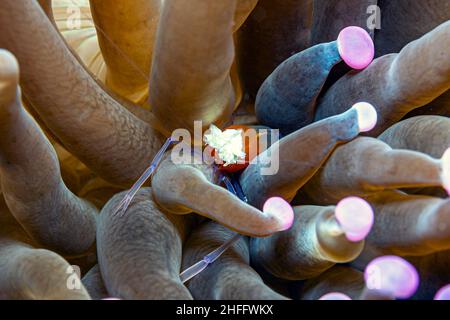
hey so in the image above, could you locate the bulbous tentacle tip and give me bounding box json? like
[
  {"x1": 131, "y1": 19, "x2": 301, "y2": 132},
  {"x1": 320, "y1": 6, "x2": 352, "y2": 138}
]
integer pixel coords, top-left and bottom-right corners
[
  {"x1": 263, "y1": 197, "x2": 295, "y2": 232},
  {"x1": 319, "y1": 292, "x2": 352, "y2": 300},
  {"x1": 364, "y1": 256, "x2": 419, "y2": 299},
  {"x1": 441, "y1": 148, "x2": 450, "y2": 195},
  {"x1": 337, "y1": 26, "x2": 374, "y2": 70},
  {"x1": 434, "y1": 284, "x2": 450, "y2": 300},
  {"x1": 0, "y1": 49, "x2": 19, "y2": 90},
  {"x1": 335, "y1": 196, "x2": 374, "y2": 242},
  {"x1": 102, "y1": 297, "x2": 121, "y2": 300},
  {"x1": 352, "y1": 102, "x2": 378, "y2": 133}
]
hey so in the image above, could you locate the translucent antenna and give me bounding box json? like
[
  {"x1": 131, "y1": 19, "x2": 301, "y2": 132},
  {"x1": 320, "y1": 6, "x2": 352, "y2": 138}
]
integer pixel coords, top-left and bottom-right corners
[
  {"x1": 352, "y1": 102, "x2": 378, "y2": 133},
  {"x1": 230, "y1": 174, "x2": 249, "y2": 203},
  {"x1": 335, "y1": 196, "x2": 374, "y2": 242},
  {"x1": 319, "y1": 292, "x2": 352, "y2": 300},
  {"x1": 221, "y1": 174, "x2": 237, "y2": 195},
  {"x1": 113, "y1": 137, "x2": 175, "y2": 217},
  {"x1": 204, "y1": 233, "x2": 242, "y2": 264},
  {"x1": 180, "y1": 233, "x2": 242, "y2": 283},
  {"x1": 180, "y1": 174, "x2": 243, "y2": 283},
  {"x1": 434, "y1": 284, "x2": 450, "y2": 300},
  {"x1": 364, "y1": 256, "x2": 419, "y2": 299},
  {"x1": 180, "y1": 259, "x2": 210, "y2": 283}
]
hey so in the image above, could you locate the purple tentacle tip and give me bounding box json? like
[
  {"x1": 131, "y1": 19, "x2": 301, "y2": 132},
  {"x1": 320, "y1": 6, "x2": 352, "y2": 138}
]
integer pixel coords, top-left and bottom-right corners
[
  {"x1": 337, "y1": 26, "x2": 374, "y2": 70},
  {"x1": 263, "y1": 197, "x2": 295, "y2": 231},
  {"x1": 434, "y1": 284, "x2": 450, "y2": 300},
  {"x1": 319, "y1": 292, "x2": 352, "y2": 300},
  {"x1": 364, "y1": 256, "x2": 419, "y2": 299},
  {"x1": 335, "y1": 196, "x2": 374, "y2": 242}
]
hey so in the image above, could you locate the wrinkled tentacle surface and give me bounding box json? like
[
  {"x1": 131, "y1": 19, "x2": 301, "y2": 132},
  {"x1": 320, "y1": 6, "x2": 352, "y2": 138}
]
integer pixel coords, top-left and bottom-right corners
[
  {"x1": 150, "y1": 0, "x2": 237, "y2": 133},
  {"x1": 152, "y1": 153, "x2": 291, "y2": 237},
  {"x1": 89, "y1": 0, "x2": 161, "y2": 101},
  {"x1": 0, "y1": 0, "x2": 448, "y2": 301},
  {"x1": 240, "y1": 106, "x2": 361, "y2": 208},
  {"x1": 364, "y1": 191, "x2": 450, "y2": 256},
  {"x1": 315, "y1": 21, "x2": 450, "y2": 136},
  {"x1": 303, "y1": 137, "x2": 445, "y2": 205},
  {"x1": 97, "y1": 188, "x2": 194, "y2": 299},
  {"x1": 237, "y1": 0, "x2": 313, "y2": 98},
  {"x1": 310, "y1": 0, "x2": 377, "y2": 44},
  {"x1": 251, "y1": 205, "x2": 366, "y2": 280},
  {"x1": 81, "y1": 264, "x2": 109, "y2": 300},
  {"x1": 0, "y1": 49, "x2": 97, "y2": 256},
  {"x1": 182, "y1": 221, "x2": 289, "y2": 300},
  {"x1": 378, "y1": 116, "x2": 450, "y2": 159},
  {"x1": 0, "y1": 198, "x2": 90, "y2": 299},
  {"x1": 0, "y1": 0, "x2": 166, "y2": 187}
]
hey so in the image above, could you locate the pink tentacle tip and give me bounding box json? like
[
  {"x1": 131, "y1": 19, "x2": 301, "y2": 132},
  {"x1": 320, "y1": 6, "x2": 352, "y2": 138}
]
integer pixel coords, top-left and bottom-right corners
[
  {"x1": 364, "y1": 256, "x2": 419, "y2": 299},
  {"x1": 434, "y1": 284, "x2": 450, "y2": 300},
  {"x1": 337, "y1": 26, "x2": 374, "y2": 70},
  {"x1": 263, "y1": 197, "x2": 295, "y2": 231},
  {"x1": 335, "y1": 196, "x2": 374, "y2": 242},
  {"x1": 102, "y1": 297, "x2": 121, "y2": 300},
  {"x1": 442, "y1": 148, "x2": 450, "y2": 196},
  {"x1": 352, "y1": 102, "x2": 378, "y2": 133},
  {"x1": 319, "y1": 292, "x2": 352, "y2": 300}
]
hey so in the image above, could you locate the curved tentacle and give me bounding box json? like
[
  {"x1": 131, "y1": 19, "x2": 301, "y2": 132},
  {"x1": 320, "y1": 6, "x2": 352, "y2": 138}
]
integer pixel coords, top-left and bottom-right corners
[
  {"x1": 0, "y1": 49, "x2": 97, "y2": 256},
  {"x1": 375, "y1": 0, "x2": 450, "y2": 57},
  {"x1": 378, "y1": 116, "x2": 450, "y2": 159},
  {"x1": 302, "y1": 137, "x2": 447, "y2": 205},
  {"x1": 310, "y1": 0, "x2": 376, "y2": 45},
  {"x1": 364, "y1": 191, "x2": 450, "y2": 256},
  {"x1": 152, "y1": 153, "x2": 293, "y2": 237},
  {"x1": 237, "y1": 0, "x2": 313, "y2": 98},
  {"x1": 315, "y1": 21, "x2": 450, "y2": 136},
  {"x1": 0, "y1": 0, "x2": 166, "y2": 187},
  {"x1": 182, "y1": 221, "x2": 289, "y2": 300},
  {"x1": 97, "y1": 188, "x2": 194, "y2": 299},
  {"x1": 150, "y1": 0, "x2": 237, "y2": 133},
  {"x1": 0, "y1": 198, "x2": 90, "y2": 299},
  {"x1": 251, "y1": 202, "x2": 371, "y2": 280},
  {"x1": 89, "y1": 0, "x2": 161, "y2": 102},
  {"x1": 240, "y1": 105, "x2": 367, "y2": 208},
  {"x1": 82, "y1": 264, "x2": 109, "y2": 300}
]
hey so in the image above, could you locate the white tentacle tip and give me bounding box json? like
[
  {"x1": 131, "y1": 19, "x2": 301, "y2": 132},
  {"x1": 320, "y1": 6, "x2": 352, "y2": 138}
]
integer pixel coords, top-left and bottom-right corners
[
  {"x1": 352, "y1": 102, "x2": 378, "y2": 133},
  {"x1": 0, "y1": 49, "x2": 20, "y2": 89}
]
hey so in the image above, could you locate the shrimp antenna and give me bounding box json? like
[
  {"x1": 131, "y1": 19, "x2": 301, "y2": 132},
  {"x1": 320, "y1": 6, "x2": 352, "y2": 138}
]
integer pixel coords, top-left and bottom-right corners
[
  {"x1": 180, "y1": 174, "x2": 244, "y2": 283},
  {"x1": 113, "y1": 137, "x2": 176, "y2": 217}
]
